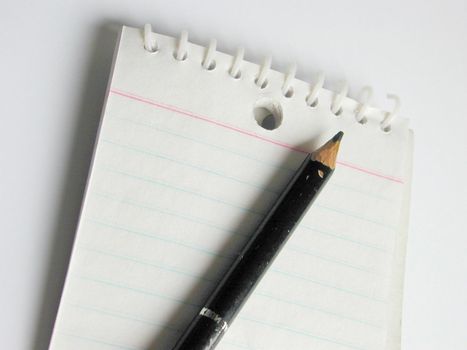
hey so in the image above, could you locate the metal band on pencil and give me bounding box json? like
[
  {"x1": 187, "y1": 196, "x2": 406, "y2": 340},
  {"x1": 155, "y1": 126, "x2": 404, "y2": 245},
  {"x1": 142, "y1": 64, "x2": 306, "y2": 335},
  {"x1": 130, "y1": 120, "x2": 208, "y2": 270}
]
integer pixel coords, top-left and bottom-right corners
[{"x1": 199, "y1": 307, "x2": 228, "y2": 332}]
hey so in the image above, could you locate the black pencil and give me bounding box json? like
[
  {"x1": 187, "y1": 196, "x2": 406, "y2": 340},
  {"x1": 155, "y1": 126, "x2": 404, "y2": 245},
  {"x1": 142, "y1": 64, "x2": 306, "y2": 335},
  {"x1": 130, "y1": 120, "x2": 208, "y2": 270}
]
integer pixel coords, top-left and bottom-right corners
[{"x1": 171, "y1": 132, "x2": 344, "y2": 350}]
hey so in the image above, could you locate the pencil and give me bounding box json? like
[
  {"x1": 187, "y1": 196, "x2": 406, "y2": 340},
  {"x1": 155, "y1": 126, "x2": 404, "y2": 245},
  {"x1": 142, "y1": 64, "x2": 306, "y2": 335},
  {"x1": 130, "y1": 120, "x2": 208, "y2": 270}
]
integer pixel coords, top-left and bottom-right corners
[{"x1": 171, "y1": 132, "x2": 343, "y2": 350}]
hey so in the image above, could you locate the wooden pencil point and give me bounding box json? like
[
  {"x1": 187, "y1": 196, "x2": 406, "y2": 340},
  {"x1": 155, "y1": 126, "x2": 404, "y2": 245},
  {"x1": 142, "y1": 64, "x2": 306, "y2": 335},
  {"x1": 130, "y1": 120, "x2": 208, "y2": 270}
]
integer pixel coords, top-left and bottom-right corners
[{"x1": 311, "y1": 131, "x2": 343, "y2": 169}]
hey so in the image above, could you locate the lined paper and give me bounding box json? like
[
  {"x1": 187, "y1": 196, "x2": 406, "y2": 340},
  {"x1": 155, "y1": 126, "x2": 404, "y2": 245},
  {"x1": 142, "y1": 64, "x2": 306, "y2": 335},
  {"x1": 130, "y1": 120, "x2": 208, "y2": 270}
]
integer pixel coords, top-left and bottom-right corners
[{"x1": 49, "y1": 27, "x2": 412, "y2": 350}]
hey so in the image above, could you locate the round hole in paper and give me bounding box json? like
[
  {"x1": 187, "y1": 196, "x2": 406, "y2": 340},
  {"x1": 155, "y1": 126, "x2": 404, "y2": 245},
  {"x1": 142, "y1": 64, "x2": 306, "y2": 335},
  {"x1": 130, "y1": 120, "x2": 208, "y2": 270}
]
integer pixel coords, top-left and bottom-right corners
[{"x1": 254, "y1": 98, "x2": 283, "y2": 131}]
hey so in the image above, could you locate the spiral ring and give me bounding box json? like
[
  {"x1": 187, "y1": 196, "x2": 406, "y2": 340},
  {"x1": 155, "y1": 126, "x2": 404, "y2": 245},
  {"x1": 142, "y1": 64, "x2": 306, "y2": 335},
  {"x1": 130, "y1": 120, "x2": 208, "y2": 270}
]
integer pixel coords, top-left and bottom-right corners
[
  {"x1": 282, "y1": 63, "x2": 297, "y2": 97},
  {"x1": 230, "y1": 48, "x2": 244, "y2": 79},
  {"x1": 381, "y1": 94, "x2": 400, "y2": 132},
  {"x1": 331, "y1": 81, "x2": 349, "y2": 115},
  {"x1": 202, "y1": 39, "x2": 217, "y2": 70},
  {"x1": 143, "y1": 24, "x2": 157, "y2": 52},
  {"x1": 175, "y1": 30, "x2": 188, "y2": 61},
  {"x1": 355, "y1": 86, "x2": 373, "y2": 123},
  {"x1": 142, "y1": 24, "x2": 400, "y2": 131},
  {"x1": 255, "y1": 56, "x2": 272, "y2": 89},
  {"x1": 306, "y1": 72, "x2": 325, "y2": 107}
]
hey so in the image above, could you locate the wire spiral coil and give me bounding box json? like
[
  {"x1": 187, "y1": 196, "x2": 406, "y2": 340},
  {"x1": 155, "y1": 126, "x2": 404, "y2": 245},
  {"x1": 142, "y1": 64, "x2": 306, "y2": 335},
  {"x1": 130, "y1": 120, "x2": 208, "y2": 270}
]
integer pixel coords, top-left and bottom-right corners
[{"x1": 143, "y1": 24, "x2": 399, "y2": 132}]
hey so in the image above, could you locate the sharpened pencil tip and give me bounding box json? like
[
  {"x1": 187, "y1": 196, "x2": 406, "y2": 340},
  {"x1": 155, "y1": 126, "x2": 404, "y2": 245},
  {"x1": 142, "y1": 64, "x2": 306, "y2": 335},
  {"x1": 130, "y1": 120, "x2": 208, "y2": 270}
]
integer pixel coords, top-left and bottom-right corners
[
  {"x1": 332, "y1": 131, "x2": 344, "y2": 142},
  {"x1": 311, "y1": 132, "x2": 344, "y2": 169}
]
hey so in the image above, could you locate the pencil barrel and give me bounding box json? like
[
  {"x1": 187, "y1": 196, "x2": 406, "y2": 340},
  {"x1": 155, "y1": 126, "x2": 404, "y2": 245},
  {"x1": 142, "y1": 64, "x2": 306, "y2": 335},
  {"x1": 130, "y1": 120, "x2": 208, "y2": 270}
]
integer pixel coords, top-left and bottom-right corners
[
  {"x1": 171, "y1": 156, "x2": 333, "y2": 350},
  {"x1": 171, "y1": 314, "x2": 225, "y2": 350}
]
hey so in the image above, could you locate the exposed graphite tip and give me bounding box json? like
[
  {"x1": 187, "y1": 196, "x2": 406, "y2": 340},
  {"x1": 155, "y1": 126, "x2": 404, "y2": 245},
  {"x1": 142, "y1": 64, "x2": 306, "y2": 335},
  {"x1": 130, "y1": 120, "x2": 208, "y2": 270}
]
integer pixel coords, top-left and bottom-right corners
[
  {"x1": 332, "y1": 131, "x2": 344, "y2": 142},
  {"x1": 310, "y1": 131, "x2": 344, "y2": 169}
]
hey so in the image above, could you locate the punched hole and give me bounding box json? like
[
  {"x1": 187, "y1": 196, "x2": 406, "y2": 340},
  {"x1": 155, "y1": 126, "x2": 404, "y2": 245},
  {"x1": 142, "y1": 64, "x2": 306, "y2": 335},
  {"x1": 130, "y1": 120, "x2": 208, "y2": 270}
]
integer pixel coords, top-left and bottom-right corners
[
  {"x1": 173, "y1": 51, "x2": 187, "y2": 61},
  {"x1": 358, "y1": 117, "x2": 368, "y2": 125},
  {"x1": 381, "y1": 124, "x2": 392, "y2": 133},
  {"x1": 254, "y1": 78, "x2": 268, "y2": 89},
  {"x1": 231, "y1": 71, "x2": 241, "y2": 79},
  {"x1": 204, "y1": 60, "x2": 216, "y2": 71},
  {"x1": 308, "y1": 98, "x2": 319, "y2": 108},
  {"x1": 254, "y1": 99, "x2": 283, "y2": 131},
  {"x1": 284, "y1": 87, "x2": 294, "y2": 98},
  {"x1": 145, "y1": 46, "x2": 158, "y2": 54},
  {"x1": 332, "y1": 107, "x2": 343, "y2": 116}
]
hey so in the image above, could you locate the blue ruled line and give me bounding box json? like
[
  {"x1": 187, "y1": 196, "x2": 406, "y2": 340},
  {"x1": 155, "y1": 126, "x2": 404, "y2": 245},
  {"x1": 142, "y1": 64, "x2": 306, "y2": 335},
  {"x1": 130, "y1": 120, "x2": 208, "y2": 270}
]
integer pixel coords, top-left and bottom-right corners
[
  {"x1": 330, "y1": 182, "x2": 394, "y2": 203},
  {"x1": 111, "y1": 116, "x2": 297, "y2": 174},
  {"x1": 77, "y1": 245, "x2": 216, "y2": 283},
  {"x1": 86, "y1": 218, "x2": 386, "y2": 275},
  {"x1": 315, "y1": 203, "x2": 397, "y2": 230},
  {"x1": 100, "y1": 138, "x2": 396, "y2": 229},
  {"x1": 92, "y1": 191, "x2": 251, "y2": 238},
  {"x1": 111, "y1": 116, "x2": 395, "y2": 204},
  {"x1": 238, "y1": 315, "x2": 369, "y2": 350},
  {"x1": 100, "y1": 164, "x2": 397, "y2": 232},
  {"x1": 58, "y1": 331, "x2": 140, "y2": 350},
  {"x1": 298, "y1": 224, "x2": 391, "y2": 253},
  {"x1": 271, "y1": 268, "x2": 387, "y2": 303},
  {"x1": 77, "y1": 245, "x2": 385, "y2": 325},
  {"x1": 285, "y1": 245, "x2": 385, "y2": 275},
  {"x1": 87, "y1": 218, "x2": 235, "y2": 260},
  {"x1": 65, "y1": 303, "x2": 252, "y2": 350},
  {"x1": 70, "y1": 275, "x2": 373, "y2": 350},
  {"x1": 101, "y1": 138, "x2": 280, "y2": 196},
  {"x1": 73, "y1": 274, "x2": 200, "y2": 308},
  {"x1": 99, "y1": 165, "x2": 265, "y2": 217},
  {"x1": 74, "y1": 268, "x2": 385, "y2": 324},
  {"x1": 100, "y1": 165, "x2": 395, "y2": 231},
  {"x1": 91, "y1": 191, "x2": 391, "y2": 254},
  {"x1": 66, "y1": 302, "x2": 181, "y2": 332},
  {"x1": 254, "y1": 291, "x2": 382, "y2": 328}
]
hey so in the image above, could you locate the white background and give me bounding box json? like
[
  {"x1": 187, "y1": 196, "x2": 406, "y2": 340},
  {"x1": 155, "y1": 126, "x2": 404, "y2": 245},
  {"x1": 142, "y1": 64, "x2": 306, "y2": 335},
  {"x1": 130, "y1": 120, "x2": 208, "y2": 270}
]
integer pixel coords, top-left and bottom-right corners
[{"x1": 1, "y1": 1, "x2": 466, "y2": 349}]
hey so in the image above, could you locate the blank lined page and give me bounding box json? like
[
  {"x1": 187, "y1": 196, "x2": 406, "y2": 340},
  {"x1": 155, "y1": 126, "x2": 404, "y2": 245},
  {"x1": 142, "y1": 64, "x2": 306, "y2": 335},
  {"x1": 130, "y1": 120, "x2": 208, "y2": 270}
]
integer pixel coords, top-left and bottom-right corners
[{"x1": 49, "y1": 27, "x2": 412, "y2": 350}]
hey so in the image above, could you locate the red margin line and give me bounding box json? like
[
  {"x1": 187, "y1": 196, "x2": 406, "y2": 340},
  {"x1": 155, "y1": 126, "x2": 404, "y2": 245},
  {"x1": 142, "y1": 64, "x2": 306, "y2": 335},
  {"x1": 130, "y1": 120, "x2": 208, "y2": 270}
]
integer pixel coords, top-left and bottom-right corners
[{"x1": 110, "y1": 88, "x2": 404, "y2": 184}]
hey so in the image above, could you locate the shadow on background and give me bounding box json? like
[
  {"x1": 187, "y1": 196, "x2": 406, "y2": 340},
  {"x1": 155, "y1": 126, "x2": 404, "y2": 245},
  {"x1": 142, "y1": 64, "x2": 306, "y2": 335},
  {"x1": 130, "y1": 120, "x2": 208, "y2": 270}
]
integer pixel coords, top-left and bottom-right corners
[
  {"x1": 31, "y1": 22, "x2": 120, "y2": 350},
  {"x1": 31, "y1": 21, "x2": 316, "y2": 349}
]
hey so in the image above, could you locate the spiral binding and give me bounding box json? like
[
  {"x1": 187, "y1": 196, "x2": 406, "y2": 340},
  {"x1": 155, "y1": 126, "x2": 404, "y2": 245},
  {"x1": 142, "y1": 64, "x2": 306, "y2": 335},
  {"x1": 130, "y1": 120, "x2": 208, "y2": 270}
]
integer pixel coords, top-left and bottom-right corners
[
  {"x1": 229, "y1": 48, "x2": 244, "y2": 79},
  {"x1": 355, "y1": 86, "x2": 373, "y2": 124},
  {"x1": 143, "y1": 24, "x2": 400, "y2": 132}
]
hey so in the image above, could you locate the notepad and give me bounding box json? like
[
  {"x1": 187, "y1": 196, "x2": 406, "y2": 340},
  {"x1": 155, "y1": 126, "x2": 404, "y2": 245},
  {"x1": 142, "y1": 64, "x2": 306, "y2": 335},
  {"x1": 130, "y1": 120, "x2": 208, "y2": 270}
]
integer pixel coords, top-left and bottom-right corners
[{"x1": 48, "y1": 25, "x2": 413, "y2": 350}]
